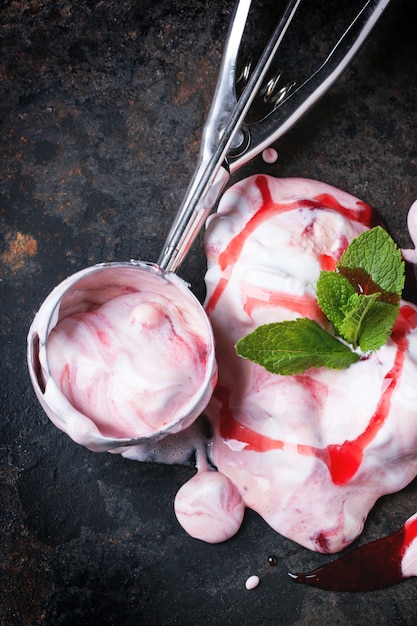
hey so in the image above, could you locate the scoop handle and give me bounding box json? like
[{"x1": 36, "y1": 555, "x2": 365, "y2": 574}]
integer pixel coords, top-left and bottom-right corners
[{"x1": 157, "y1": 0, "x2": 302, "y2": 273}]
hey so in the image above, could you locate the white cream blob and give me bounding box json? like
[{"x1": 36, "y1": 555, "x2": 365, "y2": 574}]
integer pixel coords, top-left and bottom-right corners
[
  {"x1": 262, "y1": 147, "x2": 278, "y2": 164},
  {"x1": 245, "y1": 575, "x2": 260, "y2": 590}
]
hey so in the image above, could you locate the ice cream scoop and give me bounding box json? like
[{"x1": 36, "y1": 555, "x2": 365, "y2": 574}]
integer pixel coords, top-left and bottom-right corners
[
  {"x1": 27, "y1": 262, "x2": 217, "y2": 452},
  {"x1": 27, "y1": 0, "x2": 389, "y2": 455}
]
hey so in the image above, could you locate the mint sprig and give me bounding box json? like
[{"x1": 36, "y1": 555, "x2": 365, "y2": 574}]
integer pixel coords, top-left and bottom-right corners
[
  {"x1": 318, "y1": 225, "x2": 404, "y2": 351},
  {"x1": 235, "y1": 226, "x2": 405, "y2": 375}
]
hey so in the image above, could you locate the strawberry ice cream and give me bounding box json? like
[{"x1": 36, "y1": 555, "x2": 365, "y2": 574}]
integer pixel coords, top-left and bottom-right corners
[
  {"x1": 174, "y1": 467, "x2": 245, "y2": 543},
  {"x1": 27, "y1": 173, "x2": 417, "y2": 562},
  {"x1": 27, "y1": 262, "x2": 217, "y2": 452},
  {"x1": 202, "y1": 175, "x2": 417, "y2": 553}
]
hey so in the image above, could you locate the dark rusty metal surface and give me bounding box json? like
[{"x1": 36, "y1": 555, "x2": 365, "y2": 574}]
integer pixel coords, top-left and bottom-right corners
[{"x1": 1, "y1": 0, "x2": 417, "y2": 624}]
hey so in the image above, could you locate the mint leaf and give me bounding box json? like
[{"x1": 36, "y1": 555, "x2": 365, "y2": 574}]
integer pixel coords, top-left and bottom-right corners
[
  {"x1": 235, "y1": 318, "x2": 359, "y2": 376},
  {"x1": 338, "y1": 225, "x2": 405, "y2": 298},
  {"x1": 331, "y1": 227, "x2": 404, "y2": 350},
  {"x1": 339, "y1": 292, "x2": 380, "y2": 348},
  {"x1": 348, "y1": 300, "x2": 400, "y2": 352},
  {"x1": 316, "y1": 271, "x2": 356, "y2": 335}
]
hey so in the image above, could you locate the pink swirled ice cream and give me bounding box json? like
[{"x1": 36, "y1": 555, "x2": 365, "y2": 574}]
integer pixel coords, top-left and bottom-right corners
[
  {"x1": 27, "y1": 262, "x2": 217, "y2": 452},
  {"x1": 28, "y1": 174, "x2": 417, "y2": 564},
  {"x1": 199, "y1": 175, "x2": 417, "y2": 553}
]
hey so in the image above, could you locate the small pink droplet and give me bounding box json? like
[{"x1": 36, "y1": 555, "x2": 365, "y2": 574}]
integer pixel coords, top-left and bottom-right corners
[
  {"x1": 245, "y1": 575, "x2": 260, "y2": 590},
  {"x1": 262, "y1": 148, "x2": 278, "y2": 164}
]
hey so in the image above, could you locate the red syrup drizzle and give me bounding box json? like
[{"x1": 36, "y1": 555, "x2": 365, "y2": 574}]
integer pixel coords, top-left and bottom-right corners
[
  {"x1": 205, "y1": 176, "x2": 375, "y2": 316},
  {"x1": 242, "y1": 286, "x2": 325, "y2": 322},
  {"x1": 289, "y1": 514, "x2": 417, "y2": 591}
]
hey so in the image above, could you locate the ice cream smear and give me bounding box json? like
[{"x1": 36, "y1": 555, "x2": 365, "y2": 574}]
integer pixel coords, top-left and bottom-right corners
[{"x1": 27, "y1": 262, "x2": 217, "y2": 453}]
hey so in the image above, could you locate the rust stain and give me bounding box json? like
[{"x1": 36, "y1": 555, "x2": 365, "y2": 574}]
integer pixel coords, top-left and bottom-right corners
[
  {"x1": 172, "y1": 58, "x2": 214, "y2": 109},
  {"x1": 1, "y1": 231, "x2": 38, "y2": 273}
]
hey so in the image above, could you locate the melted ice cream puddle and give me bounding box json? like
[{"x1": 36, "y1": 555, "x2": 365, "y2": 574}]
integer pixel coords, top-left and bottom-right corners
[{"x1": 199, "y1": 175, "x2": 417, "y2": 553}]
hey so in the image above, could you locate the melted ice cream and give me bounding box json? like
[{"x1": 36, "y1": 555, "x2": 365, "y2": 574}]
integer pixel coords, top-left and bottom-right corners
[
  {"x1": 202, "y1": 175, "x2": 417, "y2": 553},
  {"x1": 28, "y1": 176, "x2": 417, "y2": 560},
  {"x1": 174, "y1": 468, "x2": 245, "y2": 543}
]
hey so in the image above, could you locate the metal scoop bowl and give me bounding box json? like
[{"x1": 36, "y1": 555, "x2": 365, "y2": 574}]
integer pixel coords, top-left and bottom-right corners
[
  {"x1": 27, "y1": 262, "x2": 217, "y2": 452},
  {"x1": 27, "y1": 0, "x2": 390, "y2": 452}
]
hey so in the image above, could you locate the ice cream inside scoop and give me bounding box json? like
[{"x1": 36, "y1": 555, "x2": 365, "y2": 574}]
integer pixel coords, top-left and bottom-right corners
[
  {"x1": 48, "y1": 291, "x2": 210, "y2": 439},
  {"x1": 28, "y1": 263, "x2": 217, "y2": 449}
]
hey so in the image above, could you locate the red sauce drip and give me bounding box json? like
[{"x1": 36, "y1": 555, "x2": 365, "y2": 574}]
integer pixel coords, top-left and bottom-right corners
[
  {"x1": 205, "y1": 176, "x2": 375, "y2": 316},
  {"x1": 205, "y1": 276, "x2": 229, "y2": 317},
  {"x1": 391, "y1": 304, "x2": 417, "y2": 339},
  {"x1": 323, "y1": 441, "x2": 365, "y2": 486},
  {"x1": 290, "y1": 514, "x2": 417, "y2": 591},
  {"x1": 290, "y1": 527, "x2": 406, "y2": 591},
  {"x1": 243, "y1": 288, "x2": 324, "y2": 321},
  {"x1": 318, "y1": 254, "x2": 338, "y2": 271},
  {"x1": 339, "y1": 266, "x2": 400, "y2": 304},
  {"x1": 313, "y1": 193, "x2": 376, "y2": 226},
  {"x1": 320, "y1": 334, "x2": 405, "y2": 485},
  {"x1": 216, "y1": 386, "x2": 285, "y2": 453}
]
